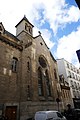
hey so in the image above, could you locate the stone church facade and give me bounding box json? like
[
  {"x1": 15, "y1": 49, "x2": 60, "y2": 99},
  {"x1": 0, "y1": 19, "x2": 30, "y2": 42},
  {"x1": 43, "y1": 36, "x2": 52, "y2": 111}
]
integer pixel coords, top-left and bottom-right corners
[{"x1": 0, "y1": 16, "x2": 62, "y2": 120}]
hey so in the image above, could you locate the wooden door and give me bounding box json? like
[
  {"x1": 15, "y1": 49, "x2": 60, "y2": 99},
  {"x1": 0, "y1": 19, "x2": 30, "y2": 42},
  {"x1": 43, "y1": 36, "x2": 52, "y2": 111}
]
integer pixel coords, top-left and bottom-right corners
[{"x1": 5, "y1": 106, "x2": 17, "y2": 120}]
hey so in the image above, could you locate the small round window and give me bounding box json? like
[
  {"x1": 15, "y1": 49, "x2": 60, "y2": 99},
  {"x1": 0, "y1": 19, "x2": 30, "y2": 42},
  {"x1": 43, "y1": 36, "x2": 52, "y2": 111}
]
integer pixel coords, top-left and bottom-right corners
[{"x1": 39, "y1": 56, "x2": 47, "y2": 68}]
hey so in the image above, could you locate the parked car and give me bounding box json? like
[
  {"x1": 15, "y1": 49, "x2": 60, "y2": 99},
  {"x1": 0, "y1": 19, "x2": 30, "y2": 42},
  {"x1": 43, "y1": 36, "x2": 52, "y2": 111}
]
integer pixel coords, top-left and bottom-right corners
[
  {"x1": 74, "y1": 109, "x2": 80, "y2": 120},
  {"x1": 34, "y1": 110, "x2": 67, "y2": 120}
]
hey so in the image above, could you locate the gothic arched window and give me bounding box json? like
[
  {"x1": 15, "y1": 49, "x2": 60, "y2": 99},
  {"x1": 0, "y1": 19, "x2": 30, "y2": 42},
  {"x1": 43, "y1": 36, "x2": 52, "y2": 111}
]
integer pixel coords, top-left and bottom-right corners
[
  {"x1": 27, "y1": 85, "x2": 30, "y2": 99},
  {"x1": 27, "y1": 61, "x2": 30, "y2": 71},
  {"x1": 27, "y1": 57, "x2": 31, "y2": 71},
  {"x1": 38, "y1": 67, "x2": 43, "y2": 96},
  {"x1": 45, "y1": 70, "x2": 51, "y2": 96},
  {"x1": 38, "y1": 56, "x2": 47, "y2": 68},
  {"x1": 11, "y1": 57, "x2": 18, "y2": 72}
]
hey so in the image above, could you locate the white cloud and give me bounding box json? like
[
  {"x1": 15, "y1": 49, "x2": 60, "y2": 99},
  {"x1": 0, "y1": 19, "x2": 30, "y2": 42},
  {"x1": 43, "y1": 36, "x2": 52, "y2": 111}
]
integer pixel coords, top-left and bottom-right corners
[
  {"x1": 56, "y1": 27, "x2": 80, "y2": 68},
  {"x1": 33, "y1": 27, "x2": 55, "y2": 49},
  {"x1": 66, "y1": 6, "x2": 80, "y2": 22},
  {"x1": 0, "y1": 0, "x2": 80, "y2": 67},
  {"x1": 0, "y1": 0, "x2": 80, "y2": 35},
  {"x1": 40, "y1": 29, "x2": 55, "y2": 49},
  {"x1": 41, "y1": 2, "x2": 80, "y2": 34},
  {"x1": 26, "y1": 0, "x2": 80, "y2": 35}
]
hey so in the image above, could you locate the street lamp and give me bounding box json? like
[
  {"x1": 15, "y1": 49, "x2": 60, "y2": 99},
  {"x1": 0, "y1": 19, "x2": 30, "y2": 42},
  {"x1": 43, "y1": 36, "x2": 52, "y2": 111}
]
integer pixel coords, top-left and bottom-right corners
[{"x1": 56, "y1": 98, "x2": 60, "y2": 111}]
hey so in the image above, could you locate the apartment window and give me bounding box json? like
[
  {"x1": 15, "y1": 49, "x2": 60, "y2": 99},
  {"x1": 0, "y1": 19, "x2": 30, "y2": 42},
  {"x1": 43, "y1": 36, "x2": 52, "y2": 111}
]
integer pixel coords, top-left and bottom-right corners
[
  {"x1": 67, "y1": 63, "x2": 69, "y2": 68},
  {"x1": 72, "y1": 73, "x2": 74, "y2": 78},
  {"x1": 73, "y1": 90, "x2": 76, "y2": 98},
  {"x1": 38, "y1": 67, "x2": 43, "y2": 96},
  {"x1": 59, "y1": 75, "x2": 64, "y2": 83},
  {"x1": 77, "y1": 83, "x2": 79, "y2": 90},
  {"x1": 75, "y1": 75, "x2": 78, "y2": 80},
  {"x1": 71, "y1": 65, "x2": 73, "y2": 70},
  {"x1": 74, "y1": 68, "x2": 76, "y2": 72},
  {"x1": 11, "y1": 57, "x2": 18, "y2": 72},
  {"x1": 70, "y1": 80, "x2": 74, "y2": 88},
  {"x1": 77, "y1": 70, "x2": 79, "y2": 74},
  {"x1": 78, "y1": 76, "x2": 80, "y2": 81},
  {"x1": 68, "y1": 71, "x2": 71, "y2": 78},
  {"x1": 74, "y1": 82, "x2": 77, "y2": 89}
]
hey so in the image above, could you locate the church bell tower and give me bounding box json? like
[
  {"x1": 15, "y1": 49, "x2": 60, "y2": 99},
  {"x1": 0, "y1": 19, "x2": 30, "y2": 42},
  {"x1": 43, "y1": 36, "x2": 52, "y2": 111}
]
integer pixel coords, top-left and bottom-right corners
[{"x1": 15, "y1": 15, "x2": 34, "y2": 37}]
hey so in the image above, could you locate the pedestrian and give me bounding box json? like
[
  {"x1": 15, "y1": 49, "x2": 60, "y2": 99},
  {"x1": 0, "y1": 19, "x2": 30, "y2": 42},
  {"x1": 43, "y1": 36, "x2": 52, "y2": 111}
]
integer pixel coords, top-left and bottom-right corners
[{"x1": 65, "y1": 104, "x2": 75, "y2": 120}]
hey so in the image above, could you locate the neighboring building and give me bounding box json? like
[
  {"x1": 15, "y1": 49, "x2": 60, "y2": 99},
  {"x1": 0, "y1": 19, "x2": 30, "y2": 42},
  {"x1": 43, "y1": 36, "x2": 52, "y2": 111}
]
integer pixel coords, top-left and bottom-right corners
[
  {"x1": 57, "y1": 58, "x2": 80, "y2": 108},
  {"x1": 75, "y1": 0, "x2": 80, "y2": 9},
  {"x1": 0, "y1": 16, "x2": 62, "y2": 120},
  {"x1": 76, "y1": 49, "x2": 80, "y2": 63},
  {"x1": 59, "y1": 74, "x2": 73, "y2": 109}
]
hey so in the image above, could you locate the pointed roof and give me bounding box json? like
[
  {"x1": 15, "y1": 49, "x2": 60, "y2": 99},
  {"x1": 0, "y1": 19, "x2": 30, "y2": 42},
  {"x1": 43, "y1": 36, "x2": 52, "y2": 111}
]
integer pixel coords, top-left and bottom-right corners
[
  {"x1": 34, "y1": 34, "x2": 56, "y2": 62},
  {"x1": 0, "y1": 22, "x2": 19, "y2": 41},
  {"x1": 5, "y1": 30, "x2": 19, "y2": 41},
  {"x1": 34, "y1": 34, "x2": 49, "y2": 49},
  {"x1": 15, "y1": 16, "x2": 34, "y2": 27}
]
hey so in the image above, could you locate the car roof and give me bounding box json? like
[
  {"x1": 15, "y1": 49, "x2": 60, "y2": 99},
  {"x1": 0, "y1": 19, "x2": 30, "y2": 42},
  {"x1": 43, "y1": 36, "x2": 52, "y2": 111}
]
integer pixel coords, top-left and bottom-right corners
[{"x1": 36, "y1": 111, "x2": 59, "y2": 114}]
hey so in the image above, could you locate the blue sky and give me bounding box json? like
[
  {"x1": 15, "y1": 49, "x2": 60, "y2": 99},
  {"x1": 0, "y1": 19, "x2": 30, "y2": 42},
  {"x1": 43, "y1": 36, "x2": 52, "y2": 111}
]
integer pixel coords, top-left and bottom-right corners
[{"x1": 0, "y1": 0, "x2": 80, "y2": 68}]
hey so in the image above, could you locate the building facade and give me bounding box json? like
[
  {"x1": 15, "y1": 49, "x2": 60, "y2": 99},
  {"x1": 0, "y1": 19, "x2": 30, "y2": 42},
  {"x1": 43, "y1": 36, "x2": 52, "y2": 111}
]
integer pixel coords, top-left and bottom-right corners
[
  {"x1": 59, "y1": 74, "x2": 73, "y2": 109},
  {"x1": 57, "y1": 58, "x2": 80, "y2": 108},
  {"x1": 0, "y1": 17, "x2": 62, "y2": 120}
]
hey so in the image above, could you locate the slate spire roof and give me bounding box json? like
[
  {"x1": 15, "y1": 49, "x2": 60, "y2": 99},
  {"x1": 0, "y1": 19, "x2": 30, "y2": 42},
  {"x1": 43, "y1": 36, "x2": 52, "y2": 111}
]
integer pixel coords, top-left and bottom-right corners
[{"x1": 15, "y1": 15, "x2": 34, "y2": 28}]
